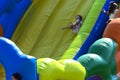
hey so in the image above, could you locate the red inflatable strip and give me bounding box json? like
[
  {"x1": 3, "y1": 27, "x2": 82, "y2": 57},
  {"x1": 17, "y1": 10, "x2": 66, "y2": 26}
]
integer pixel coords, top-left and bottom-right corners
[{"x1": 0, "y1": 25, "x2": 3, "y2": 36}]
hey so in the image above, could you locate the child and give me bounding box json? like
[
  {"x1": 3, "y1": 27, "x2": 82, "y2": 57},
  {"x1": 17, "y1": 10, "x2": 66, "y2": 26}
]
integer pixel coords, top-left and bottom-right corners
[
  {"x1": 102, "y1": 1, "x2": 119, "y2": 23},
  {"x1": 62, "y1": 15, "x2": 83, "y2": 34}
]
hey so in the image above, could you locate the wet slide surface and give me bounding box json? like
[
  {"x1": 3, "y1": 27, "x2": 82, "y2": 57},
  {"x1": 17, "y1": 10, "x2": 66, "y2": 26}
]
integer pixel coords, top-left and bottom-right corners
[{"x1": 12, "y1": 0, "x2": 95, "y2": 59}]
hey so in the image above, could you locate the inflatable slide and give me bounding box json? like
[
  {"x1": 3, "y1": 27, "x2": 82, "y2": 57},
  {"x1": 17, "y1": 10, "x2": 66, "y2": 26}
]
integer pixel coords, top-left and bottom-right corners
[
  {"x1": 11, "y1": 0, "x2": 105, "y2": 60},
  {"x1": 0, "y1": 0, "x2": 120, "y2": 80}
]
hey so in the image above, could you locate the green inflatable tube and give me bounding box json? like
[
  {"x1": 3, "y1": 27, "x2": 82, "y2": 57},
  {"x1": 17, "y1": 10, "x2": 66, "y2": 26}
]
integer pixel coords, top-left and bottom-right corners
[{"x1": 77, "y1": 38, "x2": 118, "y2": 80}]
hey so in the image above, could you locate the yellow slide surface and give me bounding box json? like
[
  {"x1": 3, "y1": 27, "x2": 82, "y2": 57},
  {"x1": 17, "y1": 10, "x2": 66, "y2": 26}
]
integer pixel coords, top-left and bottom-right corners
[{"x1": 12, "y1": 0, "x2": 95, "y2": 60}]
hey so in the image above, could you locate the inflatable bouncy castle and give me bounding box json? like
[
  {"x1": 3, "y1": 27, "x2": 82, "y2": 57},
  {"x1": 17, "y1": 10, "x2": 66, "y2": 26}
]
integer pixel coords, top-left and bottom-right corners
[{"x1": 0, "y1": 0, "x2": 120, "y2": 80}]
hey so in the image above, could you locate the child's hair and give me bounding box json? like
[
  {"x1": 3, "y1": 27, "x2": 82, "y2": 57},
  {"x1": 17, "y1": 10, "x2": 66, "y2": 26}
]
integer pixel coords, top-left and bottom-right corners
[
  {"x1": 109, "y1": 1, "x2": 119, "y2": 14},
  {"x1": 76, "y1": 15, "x2": 82, "y2": 20},
  {"x1": 13, "y1": 73, "x2": 22, "y2": 80}
]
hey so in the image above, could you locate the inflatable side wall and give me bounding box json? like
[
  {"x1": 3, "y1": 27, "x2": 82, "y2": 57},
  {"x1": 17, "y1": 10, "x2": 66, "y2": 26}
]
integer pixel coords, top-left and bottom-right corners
[
  {"x1": 0, "y1": 0, "x2": 32, "y2": 39},
  {"x1": 0, "y1": 37, "x2": 37, "y2": 80}
]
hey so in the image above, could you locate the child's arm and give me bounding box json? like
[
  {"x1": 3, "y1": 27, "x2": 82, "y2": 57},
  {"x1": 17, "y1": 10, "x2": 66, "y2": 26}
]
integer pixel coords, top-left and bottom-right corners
[{"x1": 62, "y1": 22, "x2": 74, "y2": 30}]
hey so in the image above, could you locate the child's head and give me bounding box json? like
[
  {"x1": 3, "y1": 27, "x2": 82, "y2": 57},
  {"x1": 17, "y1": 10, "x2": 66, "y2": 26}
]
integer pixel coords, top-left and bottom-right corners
[
  {"x1": 76, "y1": 15, "x2": 82, "y2": 21},
  {"x1": 110, "y1": 1, "x2": 119, "y2": 9},
  {"x1": 109, "y1": 1, "x2": 119, "y2": 14}
]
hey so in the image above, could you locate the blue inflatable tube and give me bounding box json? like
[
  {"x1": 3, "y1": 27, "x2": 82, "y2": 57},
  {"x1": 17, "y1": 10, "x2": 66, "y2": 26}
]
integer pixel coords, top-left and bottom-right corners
[
  {"x1": 73, "y1": 0, "x2": 119, "y2": 60},
  {"x1": 0, "y1": 37, "x2": 37, "y2": 80},
  {"x1": 0, "y1": 0, "x2": 32, "y2": 39}
]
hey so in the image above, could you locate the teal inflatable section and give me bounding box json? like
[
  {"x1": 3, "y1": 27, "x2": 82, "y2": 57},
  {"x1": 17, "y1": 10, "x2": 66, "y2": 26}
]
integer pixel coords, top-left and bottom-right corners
[
  {"x1": 0, "y1": 37, "x2": 37, "y2": 80},
  {"x1": 0, "y1": 0, "x2": 32, "y2": 39},
  {"x1": 78, "y1": 38, "x2": 118, "y2": 80}
]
